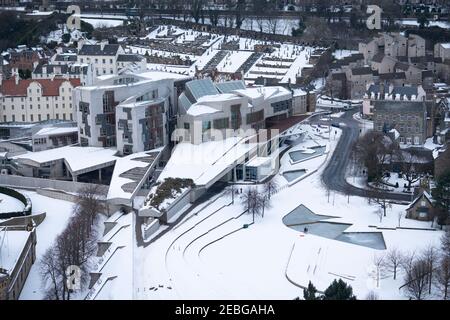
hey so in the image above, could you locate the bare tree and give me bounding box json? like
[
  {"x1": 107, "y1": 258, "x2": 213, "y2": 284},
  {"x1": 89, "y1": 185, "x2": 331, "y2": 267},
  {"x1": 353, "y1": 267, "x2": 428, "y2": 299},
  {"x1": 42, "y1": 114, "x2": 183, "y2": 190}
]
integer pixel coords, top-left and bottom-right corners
[
  {"x1": 373, "y1": 253, "x2": 385, "y2": 288},
  {"x1": 435, "y1": 231, "x2": 450, "y2": 299},
  {"x1": 76, "y1": 184, "x2": 104, "y2": 231},
  {"x1": 190, "y1": 0, "x2": 205, "y2": 24},
  {"x1": 365, "y1": 290, "x2": 379, "y2": 300},
  {"x1": 404, "y1": 258, "x2": 429, "y2": 300},
  {"x1": 40, "y1": 247, "x2": 62, "y2": 300},
  {"x1": 385, "y1": 247, "x2": 403, "y2": 280},
  {"x1": 240, "y1": 187, "x2": 263, "y2": 223},
  {"x1": 368, "y1": 186, "x2": 392, "y2": 221},
  {"x1": 421, "y1": 245, "x2": 438, "y2": 295},
  {"x1": 264, "y1": 179, "x2": 278, "y2": 200},
  {"x1": 434, "y1": 255, "x2": 450, "y2": 300},
  {"x1": 353, "y1": 131, "x2": 399, "y2": 183},
  {"x1": 400, "y1": 149, "x2": 422, "y2": 191}
]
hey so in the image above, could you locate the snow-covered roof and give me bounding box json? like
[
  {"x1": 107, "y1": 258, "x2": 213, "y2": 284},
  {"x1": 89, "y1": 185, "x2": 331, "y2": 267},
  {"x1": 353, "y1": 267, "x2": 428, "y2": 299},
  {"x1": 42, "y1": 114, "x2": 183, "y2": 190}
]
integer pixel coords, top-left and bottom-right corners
[
  {"x1": 33, "y1": 126, "x2": 78, "y2": 137},
  {"x1": 246, "y1": 156, "x2": 271, "y2": 167},
  {"x1": 233, "y1": 86, "x2": 291, "y2": 101},
  {"x1": 406, "y1": 190, "x2": 433, "y2": 210},
  {"x1": 107, "y1": 149, "x2": 162, "y2": 202},
  {"x1": 0, "y1": 228, "x2": 30, "y2": 273},
  {"x1": 12, "y1": 146, "x2": 118, "y2": 174},
  {"x1": 158, "y1": 137, "x2": 257, "y2": 187},
  {"x1": 186, "y1": 104, "x2": 221, "y2": 116},
  {"x1": 389, "y1": 129, "x2": 400, "y2": 140},
  {"x1": 196, "y1": 93, "x2": 239, "y2": 103}
]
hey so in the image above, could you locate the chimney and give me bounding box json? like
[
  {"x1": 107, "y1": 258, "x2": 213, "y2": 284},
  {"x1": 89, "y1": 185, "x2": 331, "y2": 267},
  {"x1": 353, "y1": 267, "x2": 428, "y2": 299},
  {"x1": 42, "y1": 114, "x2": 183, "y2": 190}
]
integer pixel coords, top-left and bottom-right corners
[{"x1": 15, "y1": 72, "x2": 19, "y2": 85}]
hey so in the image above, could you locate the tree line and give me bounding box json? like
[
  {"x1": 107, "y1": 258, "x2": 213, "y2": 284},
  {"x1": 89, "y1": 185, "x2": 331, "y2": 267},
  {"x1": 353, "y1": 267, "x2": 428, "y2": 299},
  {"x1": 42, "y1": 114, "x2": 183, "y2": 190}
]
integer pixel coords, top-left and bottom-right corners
[{"x1": 39, "y1": 185, "x2": 104, "y2": 300}]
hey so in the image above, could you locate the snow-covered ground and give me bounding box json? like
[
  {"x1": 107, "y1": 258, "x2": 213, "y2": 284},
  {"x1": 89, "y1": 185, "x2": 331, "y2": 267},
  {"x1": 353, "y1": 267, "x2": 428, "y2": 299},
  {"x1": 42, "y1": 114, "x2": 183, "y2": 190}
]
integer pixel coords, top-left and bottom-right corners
[
  {"x1": 333, "y1": 49, "x2": 359, "y2": 60},
  {"x1": 19, "y1": 191, "x2": 75, "y2": 300},
  {"x1": 19, "y1": 191, "x2": 106, "y2": 300},
  {"x1": 82, "y1": 18, "x2": 124, "y2": 29},
  {"x1": 0, "y1": 193, "x2": 25, "y2": 213},
  {"x1": 134, "y1": 120, "x2": 443, "y2": 300}
]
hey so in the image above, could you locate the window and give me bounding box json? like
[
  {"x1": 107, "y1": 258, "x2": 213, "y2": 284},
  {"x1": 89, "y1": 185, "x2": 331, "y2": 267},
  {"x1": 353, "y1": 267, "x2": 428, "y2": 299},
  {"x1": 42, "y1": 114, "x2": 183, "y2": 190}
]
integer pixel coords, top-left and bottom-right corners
[
  {"x1": 421, "y1": 200, "x2": 426, "y2": 207},
  {"x1": 184, "y1": 123, "x2": 190, "y2": 130},
  {"x1": 38, "y1": 114, "x2": 41, "y2": 121},
  {"x1": 213, "y1": 118, "x2": 229, "y2": 129},
  {"x1": 30, "y1": 115, "x2": 34, "y2": 122},
  {"x1": 22, "y1": 115, "x2": 25, "y2": 121},
  {"x1": 12, "y1": 115, "x2": 15, "y2": 122},
  {"x1": 246, "y1": 109, "x2": 264, "y2": 124},
  {"x1": 102, "y1": 58, "x2": 106, "y2": 64},
  {"x1": 202, "y1": 121, "x2": 211, "y2": 132}
]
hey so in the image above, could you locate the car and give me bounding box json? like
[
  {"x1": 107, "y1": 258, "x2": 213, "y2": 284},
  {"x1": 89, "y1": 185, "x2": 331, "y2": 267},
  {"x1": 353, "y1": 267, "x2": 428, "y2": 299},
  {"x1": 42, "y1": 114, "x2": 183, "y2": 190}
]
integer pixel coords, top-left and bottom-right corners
[{"x1": 331, "y1": 123, "x2": 340, "y2": 128}]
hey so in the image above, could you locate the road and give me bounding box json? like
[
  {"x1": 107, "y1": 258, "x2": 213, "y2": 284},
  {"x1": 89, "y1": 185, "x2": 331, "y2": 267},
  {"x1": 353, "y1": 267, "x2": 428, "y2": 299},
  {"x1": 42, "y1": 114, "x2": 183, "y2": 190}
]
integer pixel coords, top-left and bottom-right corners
[{"x1": 308, "y1": 111, "x2": 412, "y2": 202}]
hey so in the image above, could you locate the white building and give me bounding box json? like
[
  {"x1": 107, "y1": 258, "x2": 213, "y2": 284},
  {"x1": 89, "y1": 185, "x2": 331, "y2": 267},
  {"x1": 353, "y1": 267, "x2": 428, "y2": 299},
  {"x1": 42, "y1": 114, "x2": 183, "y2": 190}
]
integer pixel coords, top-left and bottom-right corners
[
  {"x1": 177, "y1": 79, "x2": 293, "y2": 144},
  {"x1": 31, "y1": 126, "x2": 79, "y2": 152},
  {"x1": 77, "y1": 43, "x2": 146, "y2": 83},
  {"x1": 0, "y1": 76, "x2": 81, "y2": 123},
  {"x1": 73, "y1": 71, "x2": 191, "y2": 152}
]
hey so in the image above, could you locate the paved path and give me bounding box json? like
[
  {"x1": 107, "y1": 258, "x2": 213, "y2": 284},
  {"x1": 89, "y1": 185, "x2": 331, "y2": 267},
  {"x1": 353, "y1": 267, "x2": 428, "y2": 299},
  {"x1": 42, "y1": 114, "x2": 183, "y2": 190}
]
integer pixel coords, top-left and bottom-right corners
[{"x1": 308, "y1": 111, "x2": 411, "y2": 202}]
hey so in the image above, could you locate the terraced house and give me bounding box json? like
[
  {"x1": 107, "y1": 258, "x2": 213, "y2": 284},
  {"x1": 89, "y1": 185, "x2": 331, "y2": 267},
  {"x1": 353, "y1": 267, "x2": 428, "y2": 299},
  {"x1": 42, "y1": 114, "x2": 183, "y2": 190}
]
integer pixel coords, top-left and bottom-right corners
[{"x1": 0, "y1": 76, "x2": 81, "y2": 123}]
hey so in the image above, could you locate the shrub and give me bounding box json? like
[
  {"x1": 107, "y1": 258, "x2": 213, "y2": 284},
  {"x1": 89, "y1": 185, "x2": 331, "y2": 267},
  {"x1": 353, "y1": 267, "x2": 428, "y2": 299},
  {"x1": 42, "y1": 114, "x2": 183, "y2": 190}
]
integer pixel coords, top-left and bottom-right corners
[{"x1": 149, "y1": 178, "x2": 194, "y2": 210}]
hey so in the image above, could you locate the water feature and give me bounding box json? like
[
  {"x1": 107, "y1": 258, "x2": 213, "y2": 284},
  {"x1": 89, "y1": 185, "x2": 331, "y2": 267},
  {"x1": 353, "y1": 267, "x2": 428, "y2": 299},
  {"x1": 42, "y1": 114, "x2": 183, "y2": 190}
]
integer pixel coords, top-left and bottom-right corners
[
  {"x1": 289, "y1": 146, "x2": 326, "y2": 163},
  {"x1": 282, "y1": 169, "x2": 307, "y2": 182},
  {"x1": 283, "y1": 204, "x2": 386, "y2": 250}
]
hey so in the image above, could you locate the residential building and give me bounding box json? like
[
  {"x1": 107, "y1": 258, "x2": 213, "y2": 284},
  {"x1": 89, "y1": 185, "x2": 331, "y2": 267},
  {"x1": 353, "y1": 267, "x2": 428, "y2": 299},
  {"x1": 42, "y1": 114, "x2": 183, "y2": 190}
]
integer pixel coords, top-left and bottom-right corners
[
  {"x1": 406, "y1": 191, "x2": 435, "y2": 221},
  {"x1": 373, "y1": 100, "x2": 427, "y2": 145},
  {"x1": 77, "y1": 43, "x2": 124, "y2": 78},
  {"x1": 0, "y1": 76, "x2": 81, "y2": 123},
  {"x1": 363, "y1": 83, "x2": 426, "y2": 119}
]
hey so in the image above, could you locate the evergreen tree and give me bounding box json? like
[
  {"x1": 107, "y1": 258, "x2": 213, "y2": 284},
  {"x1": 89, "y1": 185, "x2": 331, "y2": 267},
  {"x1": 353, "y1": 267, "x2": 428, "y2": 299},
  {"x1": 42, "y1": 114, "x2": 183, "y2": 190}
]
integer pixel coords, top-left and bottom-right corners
[
  {"x1": 433, "y1": 171, "x2": 450, "y2": 229},
  {"x1": 322, "y1": 279, "x2": 356, "y2": 300},
  {"x1": 303, "y1": 281, "x2": 319, "y2": 300}
]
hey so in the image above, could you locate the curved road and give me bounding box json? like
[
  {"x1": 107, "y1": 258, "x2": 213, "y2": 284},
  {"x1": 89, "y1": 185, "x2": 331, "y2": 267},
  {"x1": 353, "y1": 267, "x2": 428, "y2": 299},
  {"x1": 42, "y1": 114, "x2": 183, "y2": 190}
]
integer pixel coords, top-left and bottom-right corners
[{"x1": 308, "y1": 111, "x2": 411, "y2": 202}]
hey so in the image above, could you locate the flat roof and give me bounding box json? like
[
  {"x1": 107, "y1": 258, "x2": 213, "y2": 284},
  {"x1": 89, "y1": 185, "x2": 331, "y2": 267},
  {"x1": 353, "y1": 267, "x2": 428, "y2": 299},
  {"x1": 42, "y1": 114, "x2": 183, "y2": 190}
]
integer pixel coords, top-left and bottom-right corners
[
  {"x1": 12, "y1": 146, "x2": 118, "y2": 175},
  {"x1": 34, "y1": 127, "x2": 78, "y2": 137}
]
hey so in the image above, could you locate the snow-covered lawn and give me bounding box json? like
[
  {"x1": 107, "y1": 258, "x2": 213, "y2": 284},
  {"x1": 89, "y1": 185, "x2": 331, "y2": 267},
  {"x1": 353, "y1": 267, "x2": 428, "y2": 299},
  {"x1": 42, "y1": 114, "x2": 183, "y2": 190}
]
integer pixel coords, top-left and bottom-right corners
[
  {"x1": 19, "y1": 191, "x2": 106, "y2": 300},
  {"x1": 0, "y1": 193, "x2": 25, "y2": 213},
  {"x1": 81, "y1": 18, "x2": 124, "y2": 29},
  {"x1": 216, "y1": 51, "x2": 253, "y2": 73},
  {"x1": 134, "y1": 120, "x2": 443, "y2": 300},
  {"x1": 19, "y1": 191, "x2": 74, "y2": 300}
]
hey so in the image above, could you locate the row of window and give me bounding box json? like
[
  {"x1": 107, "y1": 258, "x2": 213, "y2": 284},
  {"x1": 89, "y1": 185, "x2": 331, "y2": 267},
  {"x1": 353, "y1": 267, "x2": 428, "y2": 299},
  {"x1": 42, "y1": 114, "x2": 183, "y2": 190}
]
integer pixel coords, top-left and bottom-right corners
[
  {"x1": 80, "y1": 57, "x2": 114, "y2": 64},
  {"x1": 2, "y1": 103, "x2": 72, "y2": 111},
  {"x1": 2, "y1": 93, "x2": 71, "y2": 102},
  {"x1": 2, "y1": 113, "x2": 72, "y2": 122},
  {"x1": 377, "y1": 114, "x2": 421, "y2": 121}
]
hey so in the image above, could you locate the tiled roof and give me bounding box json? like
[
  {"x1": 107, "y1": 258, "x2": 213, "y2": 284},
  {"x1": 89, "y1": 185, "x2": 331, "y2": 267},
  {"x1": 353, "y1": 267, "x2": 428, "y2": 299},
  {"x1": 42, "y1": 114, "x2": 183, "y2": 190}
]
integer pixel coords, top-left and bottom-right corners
[{"x1": 0, "y1": 78, "x2": 81, "y2": 97}]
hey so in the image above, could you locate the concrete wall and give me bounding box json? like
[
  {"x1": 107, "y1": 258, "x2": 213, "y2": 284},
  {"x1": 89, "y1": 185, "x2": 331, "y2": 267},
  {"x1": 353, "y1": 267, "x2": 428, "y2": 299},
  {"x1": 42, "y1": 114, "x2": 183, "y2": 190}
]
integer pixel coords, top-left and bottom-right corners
[{"x1": 0, "y1": 175, "x2": 108, "y2": 195}]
